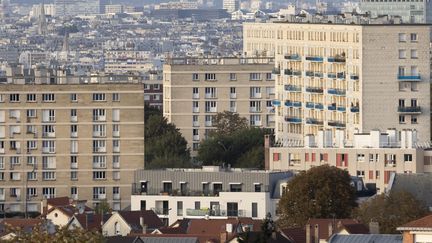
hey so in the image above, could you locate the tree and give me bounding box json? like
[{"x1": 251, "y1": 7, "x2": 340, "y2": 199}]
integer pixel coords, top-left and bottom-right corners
[
  {"x1": 145, "y1": 114, "x2": 191, "y2": 169},
  {"x1": 4, "y1": 224, "x2": 104, "y2": 243},
  {"x1": 353, "y1": 190, "x2": 428, "y2": 234},
  {"x1": 211, "y1": 111, "x2": 248, "y2": 136},
  {"x1": 197, "y1": 128, "x2": 268, "y2": 169},
  {"x1": 95, "y1": 199, "x2": 111, "y2": 214},
  {"x1": 277, "y1": 165, "x2": 357, "y2": 228}
]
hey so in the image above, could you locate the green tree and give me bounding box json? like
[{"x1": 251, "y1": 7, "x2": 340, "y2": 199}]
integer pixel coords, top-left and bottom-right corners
[
  {"x1": 211, "y1": 111, "x2": 248, "y2": 136},
  {"x1": 95, "y1": 199, "x2": 111, "y2": 214},
  {"x1": 197, "y1": 128, "x2": 268, "y2": 169},
  {"x1": 144, "y1": 105, "x2": 162, "y2": 123},
  {"x1": 277, "y1": 165, "x2": 357, "y2": 228},
  {"x1": 145, "y1": 114, "x2": 191, "y2": 169},
  {"x1": 353, "y1": 190, "x2": 428, "y2": 234}
]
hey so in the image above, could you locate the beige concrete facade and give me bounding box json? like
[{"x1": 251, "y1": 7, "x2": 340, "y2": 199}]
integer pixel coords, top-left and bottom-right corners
[
  {"x1": 244, "y1": 23, "x2": 431, "y2": 143},
  {"x1": 0, "y1": 83, "x2": 145, "y2": 212},
  {"x1": 163, "y1": 57, "x2": 275, "y2": 154}
]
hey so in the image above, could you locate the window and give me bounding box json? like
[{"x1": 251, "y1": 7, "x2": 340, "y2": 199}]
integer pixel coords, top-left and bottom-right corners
[
  {"x1": 163, "y1": 182, "x2": 172, "y2": 194},
  {"x1": 205, "y1": 101, "x2": 217, "y2": 113},
  {"x1": 411, "y1": 116, "x2": 418, "y2": 124},
  {"x1": 204, "y1": 73, "x2": 216, "y2": 81},
  {"x1": 404, "y1": 154, "x2": 413, "y2": 162},
  {"x1": 10, "y1": 94, "x2": 20, "y2": 102},
  {"x1": 27, "y1": 140, "x2": 37, "y2": 150},
  {"x1": 112, "y1": 93, "x2": 120, "y2": 102},
  {"x1": 250, "y1": 87, "x2": 261, "y2": 98},
  {"x1": 93, "y1": 124, "x2": 106, "y2": 137},
  {"x1": 254, "y1": 184, "x2": 261, "y2": 192},
  {"x1": 93, "y1": 156, "x2": 107, "y2": 168},
  {"x1": 399, "y1": 33, "x2": 407, "y2": 42},
  {"x1": 252, "y1": 202, "x2": 258, "y2": 218},
  {"x1": 250, "y1": 73, "x2": 261, "y2": 81},
  {"x1": 357, "y1": 154, "x2": 365, "y2": 162},
  {"x1": 92, "y1": 93, "x2": 106, "y2": 101},
  {"x1": 194, "y1": 201, "x2": 200, "y2": 210},
  {"x1": 113, "y1": 155, "x2": 120, "y2": 168},
  {"x1": 93, "y1": 171, "x2": 106, "y2": 180},
  {"x1": 71, "y1": 171, "x2": 78, "y2": 180},
  {"x1": 42, "y1": 109, "x2": 55, "y2": 122},
  {"x1": 10, "y1": 172, "x2": 21, "y2": 180},
  {"x1": 250, "y1": 101, "x2": 261, "y2": 112},
  {"x1": 93, "y1": 140, "x2": 106, "y2": 153},
  {"x1": 113, "y1": 124, "x2": 120, "y2": 137},
  {"x1": 399, "y1": 50, "x2": 406, "y2": 59},
  {"x1": 113, "y1": 140, "x2": 120, "y2": 152},
  {"x1": 205, "y1": 87, "x2": 217, "y2": 98},
  {"x1": 230, "y1": 87, "x2": 236, "y2": 99},
  {"x1": 410, "y1": 33, "x2": 418, "y2": 42},
  {"x1": 70, "y1": 93, "x2": 77, "y2": 102},
  {"x1": 230, "y1": 101, "x2": 237, "y2": 112},
  {"x1": 266, "y1": 73, "x2": 273, "y2": 80},
  {"x1": 42, "y1": 93, "x2": 55, "y2": 102},
  {"x1": 42, "y1": 172, "x2": 56, "y2": 180},
  {"x1": 10, "y1": 188, "x2": 20, "y2": 197},
  {"x1": 227, "y1": 202, "x2": 238, "y2": 216},
  {"x1": 93, "y1": 187, "x2": 106, "y2": 200},
  {"x1": 192, "y1": 87, "x2": 199, "y2": 99},
  {"x1": 411, "y1": 49, "x2": 418, "y2": 59},
  {"x1": 93, "y1": 109, "x2": 106, "y2": 121},
  {"x1": 112, "y1": 109, "x2": 120, "y2": 122},
  {"x1": 229, "y1": 73, "x2": 237, "y2": 81},
  {"x1": 27, "y1": 172, "x2": 37, "y2": 180},
  {"x1": 71, "y1": 187, "x2": 78, "y2": 197},
  {"x1": 229, "y1": 183, "x2": 242, "y2": 192},
  {"x1": 356, "y1": 170, "x2": 365, "y2": 178},
  {"x1": 192, "y1": 73, "x2": 199, "y2": 81},
  {"x1": 0, "y1": 94, "x2": 4, "y2": 102},
  {"x1": 177, "y1": 201, "x2": 183, "y2": 216},
  {"x1": 113, "y1": 171, "x2": 120, "y2": 180},
  {"x1": 42, "y1": 187, "x2": 55, "y2": 199},
  {"x1": 27, "y1": 156, "x2": 36, "y2": 166},
  {"x1": 26, "y1": 109, "x2": 37, "y2": 118},
  {"x1": 27, "y1": 188, "x2": 37, "y2": 197}
]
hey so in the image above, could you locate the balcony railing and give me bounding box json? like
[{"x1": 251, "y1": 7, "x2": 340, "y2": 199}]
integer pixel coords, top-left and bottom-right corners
[
  {"x1": 305, "y1": 56, "x2": 324, "y2": 62},
  {"x1": 306, "y1": 102, "x2": 324, "y2": 110},
  {"x1": 337, "y1": 107, "x2": 346, "y2": 112},
  {"x1": 398, "y1": 106, "x2": 421, "y2": 113},
  {"x1": 272, "y1": 68, "x2": 281, "y2": 74},
  {"x1": 328, "y1": 105, "x2": 336, "y2": 111},
  {"x1": 285, "y1": 101, "x2": 302, "y2": 107},
  {"x1": 306, "y1": 118, "x2": 324, "y2": 125},
  {"x1": 328, "y1": 120, "x2": 346, "y2": 128},
  {"x1": 131, "y1": 185, "x2": 270, "y2": 196},
  {"x1": 284, "y1": 54, "x2": 301, "y2": 61},
  {"x1": 272, "y1": 100, "x2": 281, "y2": 107},
  {"x1": 350, "y1": 106, "x2": 360, "y2": 113},
  {"x1": 397, "y1": 75, "x2": 421, "y2": 81},
  {"x1": 337, "y1": 72, "x2": 346, "y2": 79},
  {"x1": 151, "y1": 207, "x2": 169, "y2": 215},
  {"x1": 285, "y1": 85, "x2": 302, "y2": 92},
  {"x1": 328, "y1": 89, "x2": 346, "y2": 96},
  {"x1": 350, "y1": 74, "x2": 359, "y2": 80},
  {"x1": 284, "y1": 70, "x2": 302, "y2": 76},
  {"x1": 285, "y1": 116, "x2": 302, "y2": 123},
  {"x1": 305, "y1": 87, "x2": 323, "y2": 93},
  {"x1": 328, "y1": 57, "x2": 346, "y2": 63},
  {"x1": 328, "y1": 73, "x2": 337, "y2": 79}
]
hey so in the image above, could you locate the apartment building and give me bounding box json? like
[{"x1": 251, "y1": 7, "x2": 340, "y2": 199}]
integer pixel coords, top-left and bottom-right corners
[
  {"x1": 130, "y1": 166, "x2": 292, "y2": 225},
  {"x1": 267, "y1": 129, "x2": 432, "y2": 193},
  {"x1": 0, "y1": 78, "x2": 144, "y2": 213},
  {"x1": 163, "y1": 57, "x2": 275, "y2": 153},
  {"x1": 360, "y1": 0, "x2": 432, "y2": 23},
  {"x1": 223, "y1": 0, "x2": 240, "y2": 13},
  {"x1": 244, "y1": 22, "x2": 431, "y2": 144},
  {"x1": 143, "y1": 70, "x2": 163, "y2": 110}
]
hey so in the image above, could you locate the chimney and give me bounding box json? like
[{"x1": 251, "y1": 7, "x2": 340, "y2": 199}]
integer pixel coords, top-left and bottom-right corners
[
  {"x1": 328, "y1": 222, "x2": 333, "y2": 238},
  {"x1": 220, "y1": 232, "x2": 228, "y2": 243},
  {"x1": 140, "y1": 216, "x2": 147, "y2": 234},
  {"x1": 264, "y1": 135, "x2": 270, "y2": 170},
  {"x1": 306, "y1": 224, "x2": 311, "y2": 243},
  {"x1": 314, "y1": 224, "x2": 319, "y2": 243},
  {"x1": 41, "y1": 198, "x2": 48, "y2": 214},
  {"x1": 369, "y1": 222, "x2": 380, "y2": 234}
]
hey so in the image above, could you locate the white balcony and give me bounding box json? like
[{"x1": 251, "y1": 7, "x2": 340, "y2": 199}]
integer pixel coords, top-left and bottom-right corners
[
  {"x1": 206, "y1": 107, "x2": 217, "y2": 113},
  {"x1": 113, "y1": 131, "x2": 120, "y2": 137},
  {"x1": 71, "y1": 132, "x2": 78, "y2": 138},
  {"x1": 193, "y1": 107, "x2": 199, "y2": 113},
  {"x1": 205, "y1": 93, "x2": 216, "y2": 99},
  {"x1": 205, "y1": 121, "x2": 212, "y2": 127},
  {"x1": 193, "y1": 93, "x2": 199, "y2": 99},
  {"x1": 249, "y1": 107, "x2": 261, "y2": 113},
  {"x1": 43, "y1": 132, "x2": 56, "y2": 138},
  {"x1": 113, "y1": 147, "x2": 120, "y2": 153},
  {"x1": 0, "y1": 194, "x2": 5, "y2": 200},
  {"x1": 94, "y1": 147, "x2": 107, "y2": 153},
  {"x1": 193, "y1": 121, "x2": 199, "y2": 127},
  {"x1": 71, "y1": 194, "x2": 78, "y2": 200},
  {"x1": 42, "y1": 147, "x2": 55, "y2": 154},
  {"x1": 230, "y1": 107, "x2": 237, "y2": 112},
  {"x1": 93, "y1": 116, "x2": 106, "y2": 122},
  {"x1": 71, "y1": 163, "x2": 78, "y2": 169},
  {"x1": 230, "y1": 93, "x2": 237, "y2": 99},
  {"x1": 251, "y1": 93, "x2": 261, "y2": 99},
  {"x1": 96, "y1": 194, "x2": 106, "y2": 200},
  {"x1": 0, "y1": 148, "x2": 4, "y2": 154},
  {"x1": 93, "y1": 131, "x2": 106, "y2": 137},
  {"x1": 71, "y1": 116, "x2": 78, "y2": 122},
  {"x1": 113, "y1": 162, "x2": 120, "y2": 169},
  {"x1": 193, "y1": 135, "x2": 200, "y2": 141},
  {"x1": 113, "y1": 194, "x2": 121, "y2": 200}
]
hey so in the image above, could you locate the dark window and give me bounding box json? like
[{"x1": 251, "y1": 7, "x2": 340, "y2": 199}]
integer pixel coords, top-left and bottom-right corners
[
  {"x1": 202, "y1": 183, "x2": 210, "y2": 195},
  {"x1": 230, "y1": 184, "x2": 242, "y2": 192},
  {"x1": 140, "y1": 181, "x2": 148, "y2": 193},
  {"x1": 227, "y1": 202, "x2": 238, "y2": 216},
  {"x1": 254, "y1": 184, "x2": 261, "y2": 192},
  {"x1": 140, "y1": 200, "x2": 146, "y2": 210},
  {"x1": 213, "y1": 183, "x2": 223, "y2": 195},
  {"x1": 180, "y1": 182, "x2": 187, "y2": 195},
  {"x1": 163, "y1": 182, "x2": 172, "y2": 194},
  {"x1": 252, "y1": 203, "x2": 258, "y2": 218},
  {"x1": 195, "y1": 201, "x2": 200, "y2": 210},
  {"x1": 177, "y1": 201, "x2": 183, "y2": 216}
]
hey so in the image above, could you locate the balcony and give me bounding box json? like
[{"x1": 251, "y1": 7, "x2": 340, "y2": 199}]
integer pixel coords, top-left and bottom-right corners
[
  {"x1": 284, "y1": 54, "x2": 301, "y2": 61},
  {"x1": 305, "y1": 71, "x2": 314, "y2": 77},
  {"x1": 305, "y1": 87, "x2": 323, "y2": 94},
  {"x1": 285, "y1": 69, "x2": 301, "y2": 76},
  {"x1": 151, "y1": 207, "x2": 169, "y2": 215},
  {"x1": 328, "y1": 57, "x2": 346, "y2": 63},
  {"x1": 193, "y1": 135, "x2": 200, "y2": 141},
  {"x1": 328, "y1": 89, "x2": 346, "y2": 96},
  {"x1": 113, "y1": 194, "x2": 121, "y2": 200},
  {"x1": 305, "y1": 56, "x2": 324, "y2": 62},
  {"x1": 205, "y1": 121, "x2": 212, "y2": 127},
  {"x1": 193, "y1": 107, "x2": 199, "y2": 113},
  {"x1": 350, "y1": 74, "x2": 359, "y2": 80},
  {"x1": 327, "y1": 73, "x2": 337, "y2": 79},
  {"x1": 328, "y1": 105, "x2": 336, "y2": 111},
  {"x1": 205, "y1": 94, "x2": 217, "y2": 99},
  {"x1": 398, "y1": 106, "x2": 421, "y2": 114},
  {"x1": 193, "y1": 93, "x2": 199, "y2": 99},
  {"x1": 285, "y1": 85, "x2": 302, "y2": 92},
  {"x1": 306, "y1": 102, "x2": 324, "y2": 110},
  {"x1": 186, "y1": 208, "x2": 228, "y2": 217},
  {"x1": 398, "y1": 75, "x2": 421, "y2": 81},
  {"x1": 230, "y1": 93, "x2": 237, "y2": 99},
  {"x1": 350, "y1": 106, "x2": 359, "y2": 113},
  {"x1": 328, "y1": 120, "x2": 346, "y2": 128},
  {"x1": 42, "y1": 132, "x2": 55, "y2": 138},
  {"x1": 272, "y1": 100, "x2": 281, "y2": 107},
  {"x1": 285, "y1": 101, "x2": 302, "y2": 108},
  {"x1": 285, "y1": 116, "x2": 302, "y2": 123},
  {"x1": 249, "y1": 107, "x2": 261, "y2": 113},
  {"x1": 337, "y1": 107, "x2": 346, "y2": 112},
  {"x1": 306, "y1": 118, "x2": 324, "y2": 126},
  {"x1": 337, "y1": 72, "x2": 346, "y2": 79},
  {"x1": 71, "y1": 163, "x2": 78, "y2": 169},
  {"x1": 272, "y1": 68, "x2": 281, "y2": 74}
]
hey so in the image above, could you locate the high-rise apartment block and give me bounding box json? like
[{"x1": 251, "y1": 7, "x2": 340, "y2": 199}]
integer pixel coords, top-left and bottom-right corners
[
  {"x1": 360, "y1": 0, "x2": 432, "y2": 23},
  {"x1": 54, "y1": 0, "x2": 100, "y2": 17},
  {"x1": 163, "y1": 57, "x2": 275, "y2": 153},
  {"x1": 223, "y1": 0, "x2": 240, "y2": 13},
  {"x1": 244, "y1": 22, "x2": 431, "y2": 144},
  {"x1": 0, "y1": 78, "x2": 144, "y2": 213}
]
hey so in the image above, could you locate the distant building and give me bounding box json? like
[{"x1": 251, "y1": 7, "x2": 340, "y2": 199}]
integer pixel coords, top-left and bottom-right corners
[
  {"x1": 360, "y1": 0, "x2": 432, "y2": 23},
  {"x1": 105, "y1": 5, "x2": 124, "y2": 15},
  {"x1": 397, "y1": 214, "x2": 432, "y2": 243},
  {"x1": 130, "y1": 166, "x2": 292, "y2": 225},
  {"x1": 54, "y1": 0, "x2": 100, "y2": 17},
  {"x1": 163, "y1": 57, "x2": 275, "y2": 154},
  {"x1": 223, "y1": 0, "x2": 239, "y2": 13}
]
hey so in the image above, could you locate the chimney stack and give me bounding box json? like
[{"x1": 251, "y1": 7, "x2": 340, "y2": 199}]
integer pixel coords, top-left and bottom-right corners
[
  {"x1": 140, "y1": 216, "x2": 147, "y2": 234},
  {"x1": 369, "y1": 222, "x2": 380, "y2": 234},
  {"x1": 306, "y1": 224, "x2": 311, "y2": 243},
  {"x1": 314, "y1": 224, "x2": 319, "y2": 243}
]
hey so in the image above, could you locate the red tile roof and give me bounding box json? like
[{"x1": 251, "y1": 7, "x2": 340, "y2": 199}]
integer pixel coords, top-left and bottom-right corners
[
  {"x1": 47, "y1": 197, "x2": 70, "y2": 207},
  {"x1": 118, "y1": 210, "x2": 164, "y2": 232},
  {"x1": 398, "y1": 214, "x2": 432, "y2": 230},
  {"x1": 73, "y1": 213, "x2": 112, "y2": 231},
  {"x1": 306, "y1": 218, "x2": 368, "y2": 240},
  {"x1": 280, "y1": 227, "x2": 306, "y2": 243}
]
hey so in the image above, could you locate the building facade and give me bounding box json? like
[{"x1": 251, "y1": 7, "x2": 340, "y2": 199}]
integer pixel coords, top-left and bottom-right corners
[
  {"x1": 267, "y1": 129, "x2": 432, "y2": 193},
  {"x1": 130, "y1": 166, "x2": 292, "y2": 225},
  {"x1": 360, "y1": 0, "x2": 432, "y2": 24},
  {"x1": 163, "y1": 57, "x2": 275, "y2": 153},
  {"x1": 54, "y1": 0, "x2": 100, "y2": 17},
  {"x1": 0, "y1": 78, "x2": 144, "y2": 213},
  {"x1": 223, "y1": 0, "x2": 240, "y2": 13},
  {"x1": 244, "y1": 23, "x2": 431, "y2": 144}
]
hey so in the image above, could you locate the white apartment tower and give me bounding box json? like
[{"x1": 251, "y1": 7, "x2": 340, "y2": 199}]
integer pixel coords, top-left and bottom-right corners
[
  {"x1": 223, "y1": 0, "x2": 240, "y2": 13},
  {"x1": 360, "y1": 0, "x2": 432, "y2": 23},
  {"x1": 244, "y1": 23, "x2": 431, "y2": 144}
]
